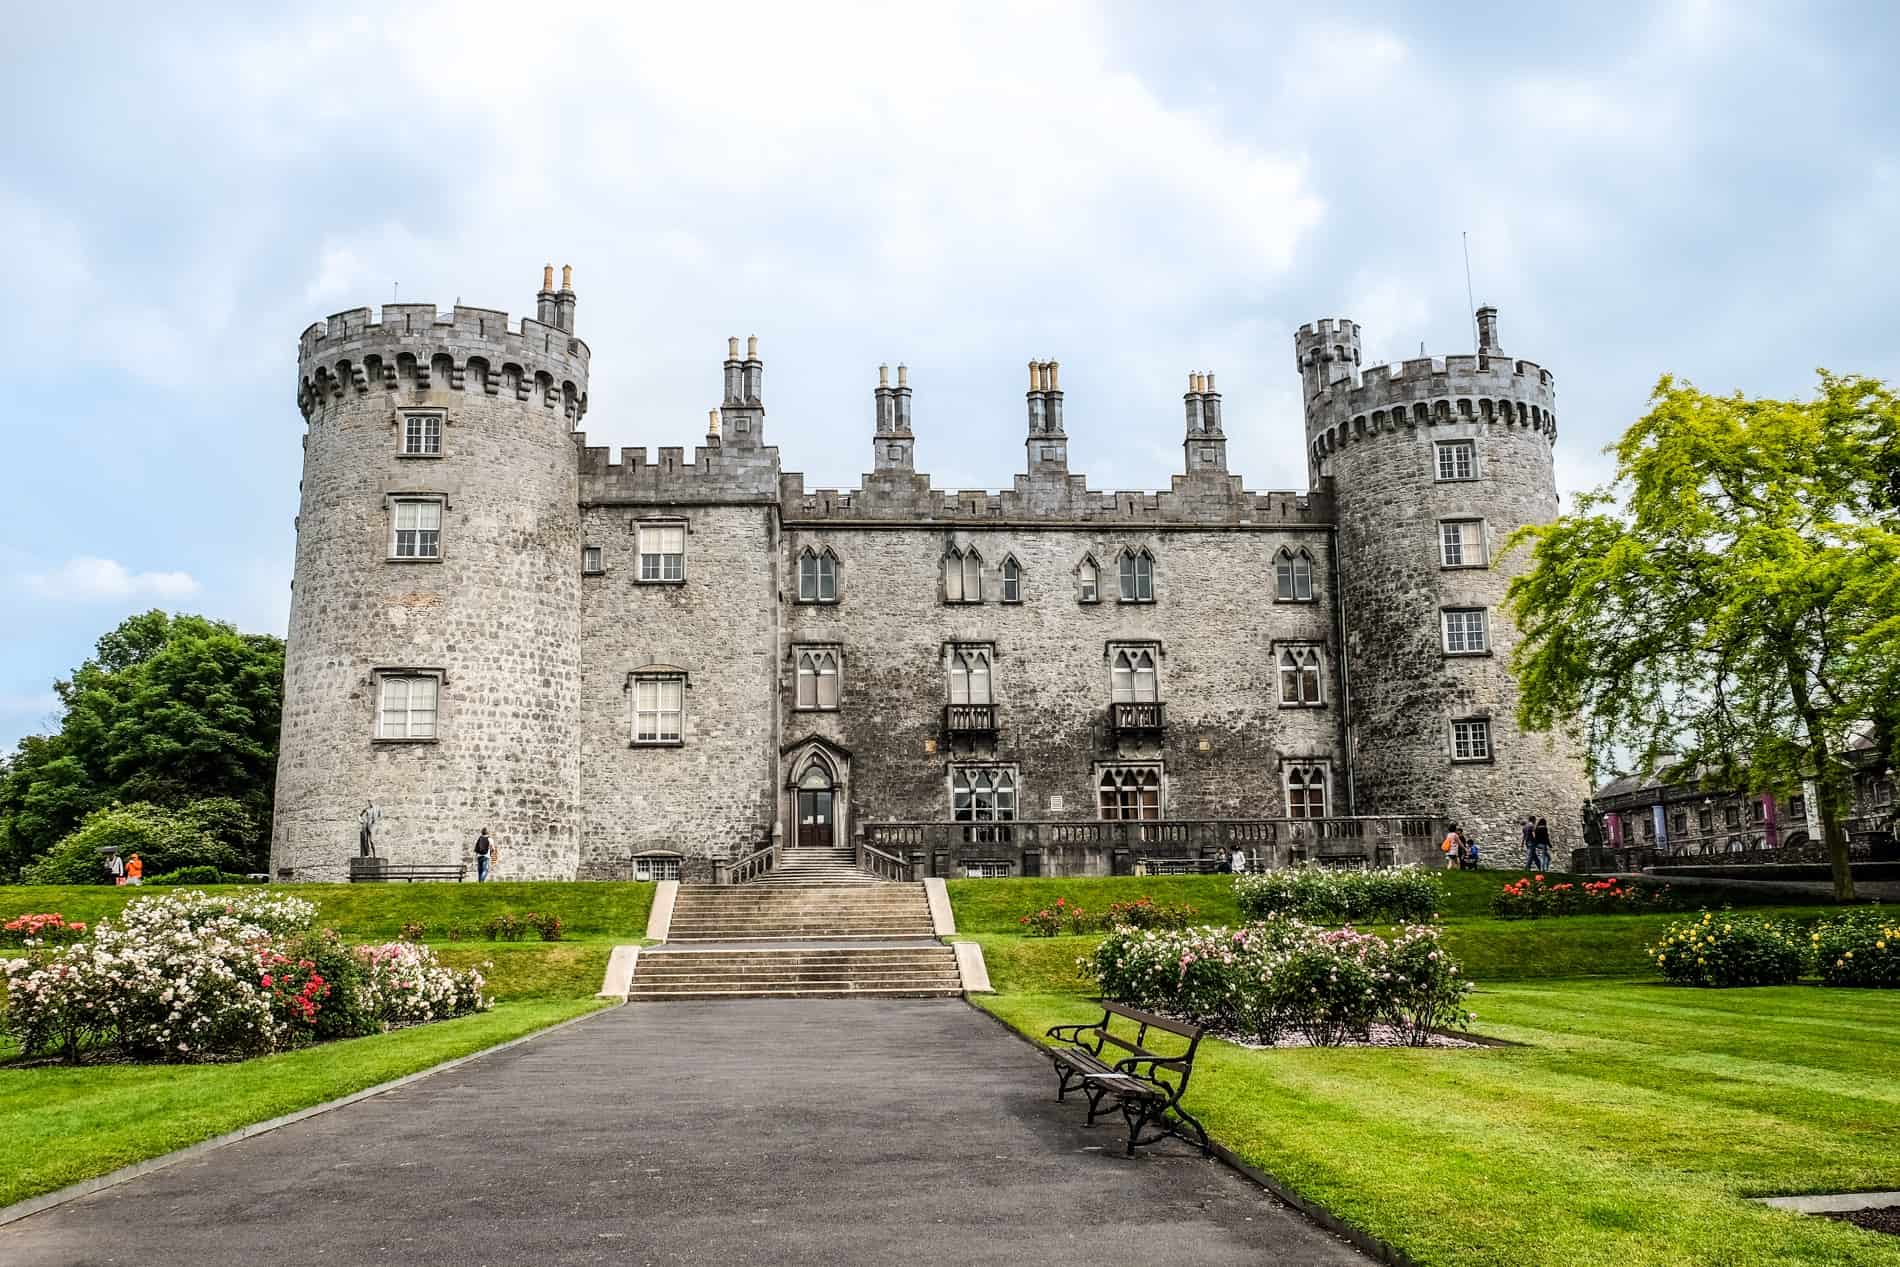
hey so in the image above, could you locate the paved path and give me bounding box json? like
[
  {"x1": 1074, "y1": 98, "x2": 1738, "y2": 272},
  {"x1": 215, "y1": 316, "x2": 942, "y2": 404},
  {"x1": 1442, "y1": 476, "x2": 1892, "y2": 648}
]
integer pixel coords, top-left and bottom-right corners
[{"x1": 2, "y1": 1000, "x2": 1368, "y2": 1266}]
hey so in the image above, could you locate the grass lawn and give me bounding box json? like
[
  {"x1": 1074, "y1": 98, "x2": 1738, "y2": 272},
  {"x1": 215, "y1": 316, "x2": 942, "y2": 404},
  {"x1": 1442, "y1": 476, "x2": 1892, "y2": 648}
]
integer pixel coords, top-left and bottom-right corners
[
  {"x1": 0, "y1": 881, "x2": 646, "y2": 1211},
  {"x1": 0, "y1": 997, "x2": 609, "y2": 1208},
  {"x1": 952, "y1": 872, "x2": 1900, "y2": 1265}
]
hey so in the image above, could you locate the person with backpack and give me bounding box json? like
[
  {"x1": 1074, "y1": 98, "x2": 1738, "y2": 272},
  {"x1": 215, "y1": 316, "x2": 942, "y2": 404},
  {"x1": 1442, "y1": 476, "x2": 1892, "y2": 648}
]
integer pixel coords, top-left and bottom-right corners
[
  {"x1": 1440, "y1": 825, "x2": 1465, "y2": 869},
  {"x1": 474, "y1": 827, "x2": 493, "y2": 882}
]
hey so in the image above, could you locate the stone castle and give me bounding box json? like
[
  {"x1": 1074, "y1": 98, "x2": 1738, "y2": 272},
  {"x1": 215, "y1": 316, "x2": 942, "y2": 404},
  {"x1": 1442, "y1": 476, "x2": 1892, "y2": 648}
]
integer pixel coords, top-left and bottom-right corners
[{"x1": 272, "y1": 266, "x2": 1589, "y2": 881}]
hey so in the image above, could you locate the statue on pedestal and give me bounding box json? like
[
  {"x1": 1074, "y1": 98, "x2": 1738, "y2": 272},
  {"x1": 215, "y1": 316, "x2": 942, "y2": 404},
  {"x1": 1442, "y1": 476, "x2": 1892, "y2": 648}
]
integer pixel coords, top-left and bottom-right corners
[
  {"x1": 358, "y1": 804, "x2": 381, "y2": 858},
  {"x1": 1581, "y1": 801, "x2": 1605, "y2": 850}
]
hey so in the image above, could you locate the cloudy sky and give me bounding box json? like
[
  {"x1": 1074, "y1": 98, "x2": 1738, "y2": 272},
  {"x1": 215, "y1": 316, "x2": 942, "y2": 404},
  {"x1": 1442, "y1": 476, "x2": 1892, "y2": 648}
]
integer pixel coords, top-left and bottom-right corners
[{"x1": 2, "y1": 0, "x2": 1897, "y2": 749}]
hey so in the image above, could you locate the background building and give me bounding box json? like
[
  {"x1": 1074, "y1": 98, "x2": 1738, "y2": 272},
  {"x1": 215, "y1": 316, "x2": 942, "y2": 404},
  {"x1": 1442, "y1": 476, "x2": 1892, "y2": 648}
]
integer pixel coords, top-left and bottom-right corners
[{"x1": 273, "y1": 271, "x2": 1590, "y2": 880}]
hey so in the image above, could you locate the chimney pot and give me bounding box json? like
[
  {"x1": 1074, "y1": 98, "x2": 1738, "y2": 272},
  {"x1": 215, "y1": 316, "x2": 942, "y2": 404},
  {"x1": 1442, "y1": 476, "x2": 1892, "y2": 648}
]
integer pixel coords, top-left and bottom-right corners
[
  {"x1": 1028, "y1": 361, "x2": 1041, "y2": 392},
  {"x1": 897, "y1": 364, "x2": 908, "y2": 388},
  {"x1": 542, "y1": 264, "x2": 554, "y2": 290},
  {"x1": 1047, "y1": 360, "x2": 1060, "y2": 391},
  {"x1": 560, "y1": 264, "x2": 573, "y2": 292},
  {"x1": 1205, "y1": 371, "x2": 1217, "y2": 393},
  {"x1": 707, "y1": 408, "x2": 719, "y2": 436},
  {"x1": 746, "y1": 335, "x2": 759, "y2": 360},
  {"x1": 728, "y1": 336, "x2": 740, "y2": 359},
  {"x1": 878, "y1": 363, "x2": 889, "y2": 387}
]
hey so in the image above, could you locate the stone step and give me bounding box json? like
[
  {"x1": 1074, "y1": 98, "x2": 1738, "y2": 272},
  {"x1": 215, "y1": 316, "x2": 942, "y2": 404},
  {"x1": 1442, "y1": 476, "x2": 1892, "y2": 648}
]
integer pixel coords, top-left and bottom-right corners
[
  {"x1": 632, "y1": 973, "x2": 963, "y2": 989},
  {"x1": 637, "y1": 958, "x2": 956, "y2": 974},
  {"x1": 624, "y1": 986, "x2": 964, "y2": 1001}
]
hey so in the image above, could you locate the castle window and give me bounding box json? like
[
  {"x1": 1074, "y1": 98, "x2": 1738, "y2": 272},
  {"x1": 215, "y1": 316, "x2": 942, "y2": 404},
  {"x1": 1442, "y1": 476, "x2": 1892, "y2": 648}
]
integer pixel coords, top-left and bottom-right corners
[
  {"x1": 947, "y1": 645, "x2": 994, "y2": 706},
  {"x1": 963, "y1": 860, "x2": 1013, "y2": 879},
  {"x1": 1450, "y1": 718, "x2": 1492, "y2": 763},
  {"x1": 1285, "y1": 764, "x2": 1327, "y2": 818},
  {"x1": 632, "y1": 673, "x2": 685, "y2": 745},
  {"x1": 1435, "y1": 439, "x2": 1477, "y2": 482},
  {"x1": 952, "y1": 766, "x2": 1017, "y2": 826},
  {"x1": 1078, "y1": 556, "x2": 1100, "y2": 603},
  {"x1": 390, "y1": 498, "x2": 442, "y2": 560},
  {"x1": 1274, "y1": 548, "x2": 1314, "y2": 602},
  {"x1": 582, "y1": 546, "x2": 604, "y2": 575},
  {"x1": 945, "y1": 547, "x2": 983, "y2": 603},
  {"x1": 1097, "y1": 765, "x2": 1161, "y2": 820},
  {"x1": 1874, "y1": 777, "x2": 1893, "y2": 808},
  {"x1": 1110, "y1": 646, "x2": 1159, "y2": 703},
  {"x1": 1001, "y1": 556, "x2": 1023, "y2": 603},
  {"x1": 1277, "y1": 645, "x2": 1324, "y2": 706},
  {"x1": 632, "y1": 854, "x2": 681, "y2": 882},
  {"x1": 797, "y1": 547, "x2": 839, "y2": 603},
  {"x1": 1439, "y1": 520, "x2": 1486, "y2": 568},
  {"x1": 1697, "y1": 805, "x2": 1713, "y2": 832},
  {"x1": 1117, "y1": 549, "x2": 1154, "y2": 603},
  {"x1": 1441, "y1": 608, "x2": 1489, "y2": 655},
  {"x1": 1725, "y1": 803, "x2": 1742, "y2": 829},
  {"x1": 401, "y1": 412, "x2": 443, "y2": 456},
  {"x1": 794, "y1": 647, "x2": 841, "y2": 711},
  {"x1": 375, "y1": 672, "x2": 440, "y2": 741},
  {"x1": 1750, "y1": 798, "x2": 1767, "y2": 823},
  {"x1": 1672, "y1": 810, "x2": 1687, "y2": 836},
  {"x1": 1790, "y1": 794, "x2": 1806, "y2": 819},
  {"x1": 637, "y1": 521, "x2": 686, "y2": 583}
]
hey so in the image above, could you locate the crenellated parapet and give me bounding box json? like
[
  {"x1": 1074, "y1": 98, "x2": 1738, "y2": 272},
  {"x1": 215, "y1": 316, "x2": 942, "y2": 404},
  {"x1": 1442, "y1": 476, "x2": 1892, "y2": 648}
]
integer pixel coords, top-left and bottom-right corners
[
  {"x1": 575, "y1": 434, "x2": 780, "y2": 504},
  {"x1": 1302, "y1": 348, "x2": 1558, "y2": 476},
  {"x1": 776, "y1": 470, "x2": 1328, "y2": 527},
  {"x1": 296, "y1": 302, "x2": 590, "y2": 423}
]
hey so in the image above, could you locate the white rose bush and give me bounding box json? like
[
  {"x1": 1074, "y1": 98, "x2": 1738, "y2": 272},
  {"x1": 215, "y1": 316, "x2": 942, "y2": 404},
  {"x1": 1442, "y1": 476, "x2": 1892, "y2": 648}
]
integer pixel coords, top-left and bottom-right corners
[
  {"x1": 1088, "y1": 916, "x2": 1474, "y2": 1046},
  {"x1": 2, "y1": 891, "x2": 488, "y2": 1063}
]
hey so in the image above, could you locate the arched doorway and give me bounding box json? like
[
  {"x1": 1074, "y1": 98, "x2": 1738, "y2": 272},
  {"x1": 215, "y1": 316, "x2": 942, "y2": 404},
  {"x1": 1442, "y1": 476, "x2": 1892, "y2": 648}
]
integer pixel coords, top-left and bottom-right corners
[{"x1": 796, "y1": 763, "x2": 835, "y2": 849}]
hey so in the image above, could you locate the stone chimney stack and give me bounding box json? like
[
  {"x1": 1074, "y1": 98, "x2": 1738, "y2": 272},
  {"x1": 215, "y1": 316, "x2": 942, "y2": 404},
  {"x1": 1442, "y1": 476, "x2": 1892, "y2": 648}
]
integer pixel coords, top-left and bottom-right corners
[
  {"x1": 742, "y1": 335, "x2": 763, "y2": 403},
  {"x1": 718, "y1": 336, "x2": 764, "y2": 449},
  {"x1": 555, "y1": 265, "x2": 577, "y2": 333},
  {"x1": 873, "y1": 363, "x2": 915, "y2": 475},
  {"x1": 1476, "y1": 305, "x2": 1501, "y2": 355},
  {"x1": 536, "y1": 264, "x2": 559, "y2": 326},
  {"x1": 1183, "y1": 371, "x2": 1228, "y2": 475},
  {"x1": 1025, "y1": 360, "x2": 1068, "y2": 478}
]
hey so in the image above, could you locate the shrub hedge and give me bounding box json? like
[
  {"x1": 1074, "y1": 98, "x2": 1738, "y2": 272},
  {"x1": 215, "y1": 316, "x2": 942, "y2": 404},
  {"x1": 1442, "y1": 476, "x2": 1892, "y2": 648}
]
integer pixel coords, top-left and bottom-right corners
[
  {"x1": 1648, "y1": 912, "x2": 1806, "y2": 987},
  {"x1": 1810, "y1": 910, "x2": 1900, "y2": 988},
  {"x1": 1232, "y1": 867, "x2": 1441, "y2": 924}
]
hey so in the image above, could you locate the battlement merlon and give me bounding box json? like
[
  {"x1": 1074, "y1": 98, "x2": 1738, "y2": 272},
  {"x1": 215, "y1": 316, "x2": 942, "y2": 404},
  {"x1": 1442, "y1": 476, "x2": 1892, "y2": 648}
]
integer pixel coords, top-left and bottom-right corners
[
  {"x1": 1294, "y1": 317, "x2": 1362, "y2": 401},
  {"x1": 775, "y1": 469, "x2": 1332, "y2": 527},
  {"x1": 297, "y1": 301, "x2": 590, "y2": 422}
]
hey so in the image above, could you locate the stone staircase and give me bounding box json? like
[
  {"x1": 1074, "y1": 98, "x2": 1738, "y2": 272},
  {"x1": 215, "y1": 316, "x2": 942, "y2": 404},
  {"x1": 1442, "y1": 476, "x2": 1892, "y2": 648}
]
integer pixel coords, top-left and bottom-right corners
[
  {"x1": 625, "y1": 872, "x2": 964, "y2": 1001},
  {"x1": 753, "y1": 845, "x2": 884, "y2": 885},
  {"x1": 625, "y1": 945, "x2": 962, "y2": 1001},
  {"x1": 666, "y1": 880, "x2": 934, "y2": 941}
]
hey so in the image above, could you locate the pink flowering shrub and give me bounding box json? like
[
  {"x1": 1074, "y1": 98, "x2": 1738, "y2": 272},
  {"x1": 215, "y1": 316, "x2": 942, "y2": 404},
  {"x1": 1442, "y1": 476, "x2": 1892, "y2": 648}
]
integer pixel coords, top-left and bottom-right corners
[
  {"x1": 1, "y1": 890, "x2": 486, "y2": 1063},
  {"x1": 1087, "y1": 918, "x2": 1473, "y2": 1046},
  {"x1": 1, "y1": 913, "x2": 89, "y2": 948}
]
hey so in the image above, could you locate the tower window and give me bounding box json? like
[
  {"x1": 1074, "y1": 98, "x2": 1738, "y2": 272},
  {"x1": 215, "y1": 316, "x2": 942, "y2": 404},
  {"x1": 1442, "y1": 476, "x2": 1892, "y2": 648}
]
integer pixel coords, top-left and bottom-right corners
[
  {"x1": 401, "y1": 413, "x2": 443, "y2": 456},
  {"x1": 1435, "y1": 440, "x2": 1478, "y2": 482},
  {"x1": 794, "y1": 647, "x2": 841, "y2": 710},
  {"x1": 1285, "y1": 764, "x2": 1327, "y2": 818},
  {"x1": 1117, "y1": 549, "x2": 1154, "y2": 602},
  {"x1": 1001, "y1": 557, "x2": 1023, "y2": 603},
  {"x1": 1277, "y1": 645, "x2": 1324, "y2": 706},
  {"x1": 637, "y1": 522, "x2": 686, "y2": 583},
  {"x1": 375, "y1": 672, "x2": 440, "y2": 741},
  {"x1": 582, "y1": 546, "x2": 604, "y2": 575},
  {"x1": 1442, "y1": 608, "x2": 1490, "y2": 655},
  {"x1": 1450, "y1": 718, "x2": 1492, "y2": 762},
  {"x1": 1078, "y1": 555, "x2": 1100, "y2": 604},
  {"x1": 632, "y1": 674, "x2": 685, "y2": 745},
  {"x1": 797, "y1": 547, "x2": 839, "y2": 603},
  {"x1": 1274, "y1": 548, "x2": 1314, "y2": 601},
  {"x1": 1439, "y1": 520, "x2": 1486, "y2": 567},
  {"x1": 390, "y1": 498, "x2": 442, "y2": 560}
]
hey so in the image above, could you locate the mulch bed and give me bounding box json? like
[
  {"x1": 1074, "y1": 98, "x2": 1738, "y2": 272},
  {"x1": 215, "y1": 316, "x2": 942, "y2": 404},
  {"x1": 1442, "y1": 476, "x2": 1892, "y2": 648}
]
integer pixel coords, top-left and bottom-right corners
[{"x1": 1824, "y1": 1206, "x2": 1900, "y2": 1236}]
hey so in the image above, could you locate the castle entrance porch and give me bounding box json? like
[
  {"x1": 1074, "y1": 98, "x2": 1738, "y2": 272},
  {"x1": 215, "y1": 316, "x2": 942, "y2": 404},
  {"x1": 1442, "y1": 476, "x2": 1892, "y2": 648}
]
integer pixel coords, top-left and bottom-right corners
[
  {"x1": 796, "y1": 770, "x2": 835, "y2": 848},
  {"x1": 780, "y1": 735, "x2": 852, "y2": 851}
]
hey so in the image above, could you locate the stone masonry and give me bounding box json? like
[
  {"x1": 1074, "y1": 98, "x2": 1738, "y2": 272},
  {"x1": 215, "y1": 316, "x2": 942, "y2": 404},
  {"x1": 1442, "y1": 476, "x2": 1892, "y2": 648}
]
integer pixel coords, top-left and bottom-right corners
[{"x1": 272, "y1": 271, "x2": 1590, "y2": 880}]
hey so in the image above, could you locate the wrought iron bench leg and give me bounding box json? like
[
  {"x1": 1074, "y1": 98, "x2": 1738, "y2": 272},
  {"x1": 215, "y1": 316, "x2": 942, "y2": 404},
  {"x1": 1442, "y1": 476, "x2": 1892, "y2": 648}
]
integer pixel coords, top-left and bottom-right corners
[
  {"x1": 1117, "y1": 1097, "x2": 1160, "y2": 1158},
  {"x1": 1169, "y1": 1102, "x2": 1212, "y2": 1157}
]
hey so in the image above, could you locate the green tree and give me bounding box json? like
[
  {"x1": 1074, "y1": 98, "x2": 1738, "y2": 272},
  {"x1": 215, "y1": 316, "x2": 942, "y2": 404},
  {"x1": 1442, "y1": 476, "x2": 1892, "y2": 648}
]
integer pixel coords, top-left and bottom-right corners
[
  {"x1": 1507, "y1": 372, "x2": 1900, "y2": 900},
  {"x1": 21, "y1": 803, "x2": 243, "y2": 885},
  {"x1": 0, "y1": 612, "x2": 284, "y2": 878}
]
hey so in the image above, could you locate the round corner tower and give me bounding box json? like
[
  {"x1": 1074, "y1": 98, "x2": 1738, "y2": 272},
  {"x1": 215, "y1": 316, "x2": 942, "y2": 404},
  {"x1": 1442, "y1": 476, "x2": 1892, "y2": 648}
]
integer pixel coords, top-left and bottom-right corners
[
  {"x1": 1297, "y1": 308, "x2": 1589, "y2": 855},
  {"x1": 273, "y1": 268, "x2": 590, "y2": 879}
]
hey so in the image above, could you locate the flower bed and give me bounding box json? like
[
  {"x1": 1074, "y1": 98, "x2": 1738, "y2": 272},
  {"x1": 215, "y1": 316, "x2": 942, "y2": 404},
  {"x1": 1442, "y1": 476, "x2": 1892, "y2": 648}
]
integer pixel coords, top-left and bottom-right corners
[
  {"x1": 1492, "y1": 874, "x2": 1673, "y2": 918},
  {"x1": 0, "y1": 890, "x2": 487, "y2": 1063},
  {"x1": 1018, "y1": 895, "x2": 1198, "y2": 937},
  {"x1": 1648, "y1": 912, "x2": 1805, "y2": 987},
  {"x1": 1086, "y1": 918, "x2": 1473, "y2": 1046},
  {"x1": 2, "y1": 913, "x2": 89, "y2": 948},
  {"x1": 1810, "y1": 910, "x2": 1900, "y2": 988},
  {"x1": 1232, "y1": 867, "x2": 1440, "y2": 925}
]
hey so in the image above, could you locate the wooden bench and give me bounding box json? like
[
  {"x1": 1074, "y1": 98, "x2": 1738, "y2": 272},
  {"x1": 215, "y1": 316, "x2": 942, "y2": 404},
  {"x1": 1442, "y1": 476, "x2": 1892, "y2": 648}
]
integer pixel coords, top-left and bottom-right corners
[
  {"x1": 348, "y1": 863, "x2": 468, "y2": 883},
  {"x1": 1043, "y1": 1001, "x2": 1210, "y2": 1157}
]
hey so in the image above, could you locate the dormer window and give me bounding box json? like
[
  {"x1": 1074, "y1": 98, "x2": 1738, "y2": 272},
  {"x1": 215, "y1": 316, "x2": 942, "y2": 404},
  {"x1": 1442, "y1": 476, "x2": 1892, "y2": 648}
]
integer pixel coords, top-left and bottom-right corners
[
  {"x1": 797, "y1": 547, "x2": 839, "y2": 603},
  {"x1": 1274, "y1": 548, "x2": 1314, "y2": 602}
]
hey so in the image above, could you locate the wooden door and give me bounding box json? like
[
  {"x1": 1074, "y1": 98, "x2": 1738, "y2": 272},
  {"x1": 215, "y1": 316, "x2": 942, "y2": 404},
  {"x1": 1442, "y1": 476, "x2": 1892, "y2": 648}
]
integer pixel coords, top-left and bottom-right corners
[{"x1": 797, "y1": 790, "x2": 834, "y2": 848}]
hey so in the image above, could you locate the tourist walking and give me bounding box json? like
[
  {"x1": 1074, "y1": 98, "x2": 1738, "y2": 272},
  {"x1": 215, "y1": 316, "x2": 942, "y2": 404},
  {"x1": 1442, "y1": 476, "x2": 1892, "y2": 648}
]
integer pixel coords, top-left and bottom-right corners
[
  {"x1": 125, "y1": 853, "x2": 143, "y2": 885},
  {"x1": 1230, "y1": 847, "x2": 1248, "y2": 874},
  {"x1": 1532, "y1": 818, "x2": 1553, "y2": 871},
  {"x1": 106, "y1": 851, "x2": 125, "y2": 885},
  {"x1": 1441, "y1": 824, "x2": 1465, "y2": 869},
  {"x1": 1521, "y1": 816, "x2": 1537, "y2": 869},
  {"x1": 474, "y1": 828, "x2": 493, "y2": 882}
]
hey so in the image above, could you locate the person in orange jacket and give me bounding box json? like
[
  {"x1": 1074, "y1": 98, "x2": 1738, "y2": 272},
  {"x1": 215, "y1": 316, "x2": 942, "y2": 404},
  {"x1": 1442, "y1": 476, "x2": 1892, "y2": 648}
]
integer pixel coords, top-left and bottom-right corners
[{"x1": 125, "y1": 853, "x2": 144, "y2": 885}]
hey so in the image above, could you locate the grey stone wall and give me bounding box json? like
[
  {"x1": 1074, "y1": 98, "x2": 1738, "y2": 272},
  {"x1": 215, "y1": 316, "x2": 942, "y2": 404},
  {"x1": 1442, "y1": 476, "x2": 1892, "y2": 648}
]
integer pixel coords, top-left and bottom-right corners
[
  {"x1": 575, "y1": 502, "x2": 779, "y2": 878},
  {"x1": 274, "y1": 304, "x2": 585, "y2": 880}
]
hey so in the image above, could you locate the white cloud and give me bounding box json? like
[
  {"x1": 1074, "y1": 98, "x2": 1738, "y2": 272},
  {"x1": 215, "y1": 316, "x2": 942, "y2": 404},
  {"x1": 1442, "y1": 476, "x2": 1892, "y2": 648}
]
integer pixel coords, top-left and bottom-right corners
[{"x1": 22, "y1": 557, "x2": 201, "y2": 603}]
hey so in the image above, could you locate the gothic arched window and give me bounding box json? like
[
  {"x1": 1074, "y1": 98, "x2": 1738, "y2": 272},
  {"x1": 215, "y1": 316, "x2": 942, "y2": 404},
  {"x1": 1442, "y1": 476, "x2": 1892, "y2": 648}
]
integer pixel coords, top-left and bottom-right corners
[
  {"x1": 1117, "y1": 548, "x2": 1153, "y2": 602},
  {"x1": 797, "y1": 547, "x2": 839, "y2": 603},
  {"x1": 1001, "y1": 556, "x2": 1023, "y2": 603},
  {"x1": 1285, "y1": 765, "x2": 1327, "y2": 819},
  {"x1": 945, "y1": 547, "x2": 983, "y2": 603},
  {"x1": 1277, "y1": 645, "x2": 1323, "y2": 706},
  {"x1": 1274, "y1": 548, "x2": 1314, "y2": 602},
  {"x1": 1110, "y1": 647, "x2": 1158, "y2": 703}
]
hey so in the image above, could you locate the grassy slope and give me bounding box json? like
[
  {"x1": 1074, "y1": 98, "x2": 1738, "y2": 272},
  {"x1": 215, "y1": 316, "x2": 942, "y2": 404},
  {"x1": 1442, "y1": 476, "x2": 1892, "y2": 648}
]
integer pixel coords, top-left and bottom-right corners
[
  {"x1": 954, "y1": 874, "x2": 1900, "y2": 1266},
  {"x1": 0, "y1": 882, "x2": 648, "y2": 1209},
  {"x1": 0, "y1": 998, "x2": 607, "y2": 1208}
]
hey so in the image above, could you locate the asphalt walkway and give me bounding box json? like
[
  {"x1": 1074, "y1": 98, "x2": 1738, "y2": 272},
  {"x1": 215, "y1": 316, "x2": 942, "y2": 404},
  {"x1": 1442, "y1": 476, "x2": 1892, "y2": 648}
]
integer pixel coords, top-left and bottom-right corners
[{"x1": 1, "y1": 999, "x2": 1368, "y2": 1266}]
